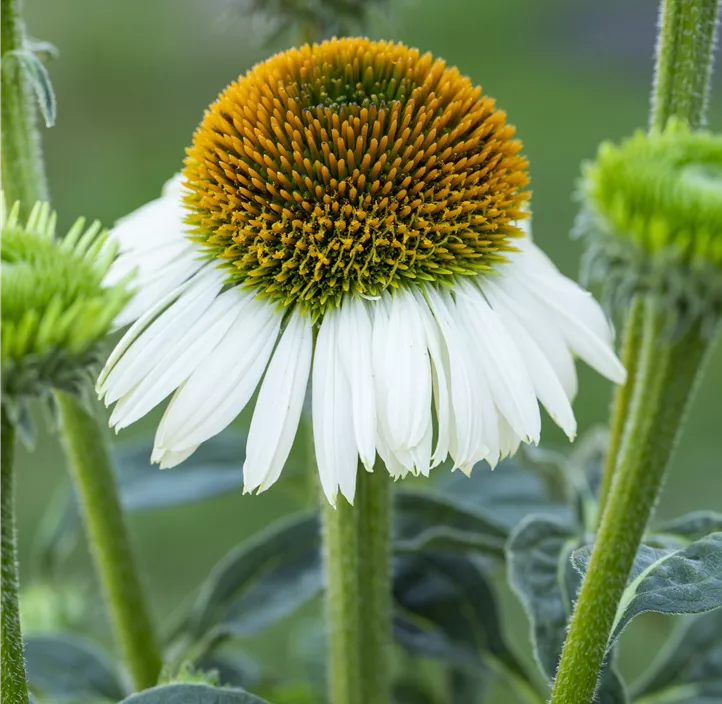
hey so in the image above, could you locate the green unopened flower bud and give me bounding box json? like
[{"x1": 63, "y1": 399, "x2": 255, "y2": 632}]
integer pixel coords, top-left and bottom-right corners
[
  {"x1": 577, "y1": 119, "x2": 722, "y2": 334},
  {"x1": 1, "y1": 197, "x2": 131, "y2": 403}
]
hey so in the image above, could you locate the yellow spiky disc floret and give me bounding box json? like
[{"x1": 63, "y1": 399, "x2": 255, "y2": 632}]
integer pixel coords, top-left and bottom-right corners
[{"x1": 182, "y1": 37, "x2": 529, "y2": 316}]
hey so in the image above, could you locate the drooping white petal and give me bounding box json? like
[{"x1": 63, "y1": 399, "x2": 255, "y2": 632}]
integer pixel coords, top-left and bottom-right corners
[
  {"x1": 243, "y1": 308, "x2": 313, "y2": 494},
  {"x1": 373, "y1": 289, "x2": 432, "y2": 461},
  {"x1": 312, "y1": 309, "x2": 358, "y2": 505},
  {"x1": 108, "y1": 288, "x2": 241, "y2": 430},
  {"x1": 423, "y1": 285, "x2": 487, "y2": 470},
  {"x1": 482, "y1": 278, "x2": 577, "y2": 440},
  {"x1": 155, "y1": 292, "x2": 281, "y2": 453},
  {"x1": 455, "y1": 278, "x2": 541, "y2": 445},
  {"x1": 99, "y1": 268, "x2": 224, "y2": 403},
  {"x1": 411, "y1": 288, "x2": 451, "y2": 467},
  {"x1": 505, "y1": 240, "x2": 626, "y2": 384},
  {"x1": 150, "y1": 444, "x2": 199, "y2": 470},
  {"x1": 337, "y1": 296, "x2": 376, "y2": 472}
]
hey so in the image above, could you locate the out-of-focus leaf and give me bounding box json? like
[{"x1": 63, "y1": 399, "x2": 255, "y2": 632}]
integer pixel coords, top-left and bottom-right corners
[
  {"x1": 36, "y1": 433, "x2": 247, "y2": 576},
  {"x1": 184, "y1": 513, "x2": 322, "y2": 642},
  {"x1": 3, "y1": 49, "x2": 56, "y2": 126},
  {"x1": 119, "y1": 683, "x2": 269, "y2": 704},
  {"x1": 631, "y1": 610, "x2": 722, "y2": 703},
  {"x1": 393, "y1": 679, "x2": 441, "y2": 704},
  {"x1": 115, "y1": 433, "x2": 245, "y2": 511},
  {"x1": 393, "y1": 551, "x2": 539, "y2": 698},
  {"x1": 394, "y1": 490, "x2": 508, "y2": 558},
  {"x1": 195, "y1": 652, "x2": 262, "y2": 690},
  {"x1": 572, "y1": 532, "x2": 722, "y2": 643},
  {"x1": 506, "y1": 515, "x2": 579, "y2": 679},
  {"x1": 650, "y1": 511, "x2": 722, "y2": 546},
  {"x1": 25, "y1": 633, "x2": 125, "y2": 701},
  {"x1": 436, "y1": 458, "x2": 572, "y2": 530}
]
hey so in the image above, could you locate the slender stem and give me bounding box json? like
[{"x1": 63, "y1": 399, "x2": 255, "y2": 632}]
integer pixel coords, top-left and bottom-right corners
[
  {"x1": 1, "y1": 0, "x2": 49, "y2": 213},
  {"x1": 550, "y1": 303, "x2": 711, "y2": 704},
  {"x1": 54, "y1": 390, "x2": 162, "y2": 690},
  {"x1": 650, "y1": 0, "x2": 722, "y2": 130},
  {"x1": 1, "y1": 409, "x2": 29, "y2": 704},
  {"x1": 356, "y1": 466, "x2": 392, "y2": 704},
  {"x1": 596, "y1": 296, "x2": 644, "y2": 519},
  {"x1": 322, "y1": 492, "x2": 362, "y2": 704}
]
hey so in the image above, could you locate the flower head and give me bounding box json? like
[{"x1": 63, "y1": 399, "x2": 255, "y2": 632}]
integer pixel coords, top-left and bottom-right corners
[
  {"x1": 99, "y1": 39, "x2": 625, "y2": 505},
  {"x1": 578, "y1": 119, "x2": 722, "y2": 332},
  {"x1": 1, "y1": 198, "x2": 130, "y2": 402}
]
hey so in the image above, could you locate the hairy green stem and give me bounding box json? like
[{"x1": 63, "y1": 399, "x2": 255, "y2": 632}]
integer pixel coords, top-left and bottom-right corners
[
  {"x1": 651, "y1": 0, "x2": 722, "y2": 131},
  {"x1": 54, "y1": 390, "x2": 162, "y2": 690},
  {"x1": 1, "y1": 409, "x2": 29, "y2": 704},
  {"x1": 597, "y1": 296, "x2": 644, "y2": 519},
  {"x1": 550, "y1": 303, "x2": 711, "y2": 704},
  {"x1": 1, "y1": 0, "x2": 49, "y2": 212},
  {"x1": 322, "y1": 491, "x2": 362, "y2": 704},
  {"x1": 356, "y1": 466, "x2": 392, "y2": 704},
  {"x1": 322, "y1": 466, "x2": 392, "y2": 704}
]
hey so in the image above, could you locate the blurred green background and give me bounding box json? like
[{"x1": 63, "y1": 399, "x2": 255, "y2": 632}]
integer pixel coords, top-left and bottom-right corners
[{"x1": 15, "y1": 0, "x2": 722, "y2": 698}]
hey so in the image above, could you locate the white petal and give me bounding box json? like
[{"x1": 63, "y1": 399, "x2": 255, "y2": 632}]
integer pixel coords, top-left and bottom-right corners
[
  {"x1": 424, "y1": 285, "x2": 487, "y2": 469},
  {"x1": 243, "y1": 308, "x2": 313, "y2": 494},
  {"x1": 482, "y1": 278, "x2": 577, "y2": 440},
  {"x1": 337, "y1": 296, "x2": 376, "y2": 471},
  {"x1": 455, "y1": 278, "x2": 541, "y2": 444},
  {"x1": 151, "y1": 444, "x2": 199, "y2": 470},
  {"x1": 99, "y1": 269, "x2": 224, "y2": 403},
  {"x1": 108, "y1": 288, "x2": 241, "y2": 430},
  {"x1": 373, "y1": 289, "x2": 432, "y2": 455},
  {"x1": 504, "y1": 240, "x2": 626, "y2": 384},
  {"x1": 155, "y1": 293, "x2": 281, "y2": 452},
  {"x1": 411, "y1": 288, "x2": 451, "y2": 467},
  {"x1": 312, "y1": 309, "x2": 358, "y2": 505}
]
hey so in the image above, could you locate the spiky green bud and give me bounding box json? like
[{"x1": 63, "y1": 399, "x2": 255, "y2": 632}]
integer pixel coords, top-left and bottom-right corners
[
  {"x1": 577, "y1": 119, "x2": 722, "y2": 334},
  {"x1": 1, "y1": 197, "x2": 131, "y2": 404}
]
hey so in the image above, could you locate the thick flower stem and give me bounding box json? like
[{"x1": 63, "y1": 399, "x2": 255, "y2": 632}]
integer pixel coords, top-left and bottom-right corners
[
  {"x1": 322, "y1": 493, "x2": 362, "y2": 704},
  {"x1": 1, "y1": 409, "x2": 29, "y2": 704},
  {"x1": 1, "y1": 0, "x2": 49, "y2": 213},
  {"x1": 54, "y1": 390, "x2": 162, "y2": 691},
  {"x1": 322, "y1": 466, "x2": 392, "y2": 704},
  {"x1": 356, "y1": 466, "x2": 392, "y2": 704},
  {"x1": 596, "y1": 296, "x2": 644, "y2": 518},
  {"x1": 550, "y1": 303, "x2": 711, "y2": 704}
]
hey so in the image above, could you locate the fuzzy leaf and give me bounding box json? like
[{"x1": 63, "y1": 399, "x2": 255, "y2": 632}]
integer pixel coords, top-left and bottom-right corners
[
  {"x1": 506, "y1": 515, "x2": 579, "y2": 679},
  {"x1": 184, "y1": 513, "x2": 322, "y2": 642},
  {"x1": 394, "y1": 490, "x2": 508, "y2": 558},
  {"x1": 25, "y1": 633, "x2": 125, "y2": 701},
  {"x1": 572, "y1": 532, "x2": 722, "y2": 643},
  {"x1": 631, "y1": 610, "x2": 722, "y2": 703},
  {"x1": 393, "y1": 551, "x2": 536, "y2": 691},
  {"x1": 3, "y1": 49, "x2": 56, "y2": 126},
  {"x1": 119, "y1": 683, "x2": 269, "y2": 704}
]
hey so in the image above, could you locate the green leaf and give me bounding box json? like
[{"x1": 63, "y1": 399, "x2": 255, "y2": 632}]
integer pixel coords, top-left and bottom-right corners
[
  {"x1": 394, "y1": 490, "x2": 508, "y2": 558},
  {"x1": 572, "y1": 532, "x2": 722, "y2": 642},
  {"x1": 3, "y1": 49, "x2": 56, "y2": 127},
  {"x1": 185, "y1": 513, "x2": 322, "y2": 642},
  {"x1": 113, "y1": 434, "x2": 245, "y2": 511},
  {"x1": 631, "y1": 610, "x2": 722, "y2": 703},
  {"x1": 506, "y1": 515, "x2": 579, "y2": 679},
  {"x1": 650, "y1": 511, "x2": 722, "y2": 546},
  {"x1": 393, "y1": 551, "x2": 538, "y2": 696},
  {"x1": 25, "y1": 633, "x2": 125, "y2": 701},
  {"x1": 436, "y1": 457, "x2": 572, "y2": 530},
  {"x1": 119, "y1": 683, "x2": 269, "y2": 704}
]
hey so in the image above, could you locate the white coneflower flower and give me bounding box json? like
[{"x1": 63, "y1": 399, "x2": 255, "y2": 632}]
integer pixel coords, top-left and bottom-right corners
[{"x1": 98, "y1": 38, "x2": 625, "y2": 506}]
